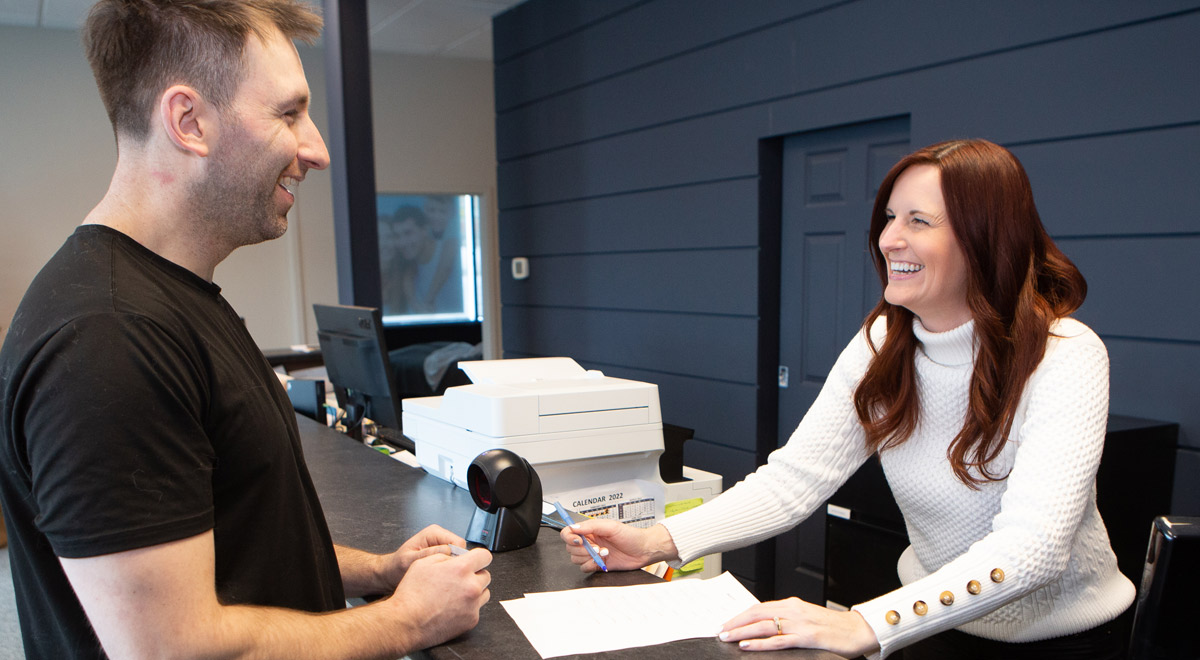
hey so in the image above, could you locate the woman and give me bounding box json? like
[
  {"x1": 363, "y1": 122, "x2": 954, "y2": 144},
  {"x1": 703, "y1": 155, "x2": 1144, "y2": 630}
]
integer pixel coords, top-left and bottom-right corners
[{"x1": 560, "y1": 140, "x2": 1135, "y2": 659}]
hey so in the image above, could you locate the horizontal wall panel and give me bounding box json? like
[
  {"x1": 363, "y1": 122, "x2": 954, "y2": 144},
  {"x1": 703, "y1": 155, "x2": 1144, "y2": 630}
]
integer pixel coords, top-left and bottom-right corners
[
  {"x1": 599, "y1": 364, "x2": 759, "y2": 453},
  {"x1": 494, "y1": 0, "x2": 834, "y2": 111},
  {"x1": 1173, "y1": 449, "x2": 1200, "y2": 513},
  {"x1": 498, "y1": 106, "x2": 767, "y2": 209},
  {"x1": 753, "y1": 14, "x2": 1200, "y2": 153},
  {"x1": 498, "y1": 178, "x2": 758, "y2": 256},
  {"x1": 497, "y1": 3, "x2": 1200, "y2": 158},
  {"x1": 500, "y1": 14, "x2": 1200, "y2": 209},
  {"x1": 1063, "y1": 236, "x2": 1200, "y2": 343},
  {"x1": 491, "y1": 0, "x2": 642, "y2": 63},
  {"x1": 502, "y1": 306, "x2": 758, "y2": 383},
  {"x1": 1106, "y1": 337, "x2": 1200, "y2": 451},
  {"x1": 1012, "y1": 125, "x2": 1200, "y2": 237},
  {"x1": 500, "y1": 249, "x2": 757, "y2": 316},
  {"x1": 903, "y1": 12, "x2": 1200, "y2": 147}
]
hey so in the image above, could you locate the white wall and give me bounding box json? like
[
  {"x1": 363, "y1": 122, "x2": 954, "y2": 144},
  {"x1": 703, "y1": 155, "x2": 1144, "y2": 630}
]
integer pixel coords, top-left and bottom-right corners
[
  {"x1": 0, "y1": 26, "x2": 499, "y2": 352},
  {"x1": 0, "y1": 27, "x2": 112, "y2": 347}
]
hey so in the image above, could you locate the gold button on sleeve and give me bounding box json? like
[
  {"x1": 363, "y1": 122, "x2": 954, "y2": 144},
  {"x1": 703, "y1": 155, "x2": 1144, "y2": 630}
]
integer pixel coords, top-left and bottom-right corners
[
  {"x1": 885, "y1": 610, "x2": 900, "y2": 625},
  {"x1": 967, "y1": 580, "x2": 982, "y2": 595},
  {"x1": 913, "y1": 600, "x2": 928, "y2": 616},
  {"x1": 990, "y1": 568, "x2": 1005, "y2": 583},
  {"x1": 940, "y1": 591, "x2": 954, "y2": 606}
]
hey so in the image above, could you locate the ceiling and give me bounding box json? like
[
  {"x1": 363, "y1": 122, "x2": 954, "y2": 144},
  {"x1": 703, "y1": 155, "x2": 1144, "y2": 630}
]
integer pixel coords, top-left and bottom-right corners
[{"x1": 0, "y1": 0, "x2": 525, "y2": 60}]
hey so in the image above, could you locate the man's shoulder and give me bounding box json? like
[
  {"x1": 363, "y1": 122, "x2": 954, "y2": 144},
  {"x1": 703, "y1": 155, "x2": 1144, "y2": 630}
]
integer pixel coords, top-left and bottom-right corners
[
  {"x1": 25, "y1": 226, "x2": 115, "y2": 301},
  {"x1": 20, "y1": 226, "x2": 210, "y2": 329},
  {"x1": 2, "y1": 228, "x2": 212, "y2": 382},
  {"x1": 3, "y1": 230, "x2": 112, "y2": 355}
]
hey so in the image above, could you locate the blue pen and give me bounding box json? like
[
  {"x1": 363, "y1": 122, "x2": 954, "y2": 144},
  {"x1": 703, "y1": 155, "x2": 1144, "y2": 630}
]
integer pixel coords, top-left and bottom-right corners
[{"x1": 553, "y1": 500, "x2": 607, "y2": 572}]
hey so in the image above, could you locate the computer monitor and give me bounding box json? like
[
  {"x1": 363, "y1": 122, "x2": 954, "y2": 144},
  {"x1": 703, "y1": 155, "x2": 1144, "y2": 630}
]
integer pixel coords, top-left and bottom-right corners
[{"x1": 313, "y1": 303, "x2": 406, "y2": 447}]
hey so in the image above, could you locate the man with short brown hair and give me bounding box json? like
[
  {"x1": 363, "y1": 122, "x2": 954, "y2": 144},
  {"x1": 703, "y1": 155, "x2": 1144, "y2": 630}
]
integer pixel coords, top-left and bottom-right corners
[{"x1": 0, "y1": 2, "x2": 491, "y2": 658}]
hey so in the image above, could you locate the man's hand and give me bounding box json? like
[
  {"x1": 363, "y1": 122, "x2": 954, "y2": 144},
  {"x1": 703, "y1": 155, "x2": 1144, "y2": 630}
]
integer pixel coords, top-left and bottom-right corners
[
  {"x1": 337, "y1": 524, "x2": 467, "y2": 598},
  {"x1": 383, "y1": 546, "x2": 493, "y2": 650},
  {"x1": 383, "y1": 524, "x2": 468, "y2": 583}
]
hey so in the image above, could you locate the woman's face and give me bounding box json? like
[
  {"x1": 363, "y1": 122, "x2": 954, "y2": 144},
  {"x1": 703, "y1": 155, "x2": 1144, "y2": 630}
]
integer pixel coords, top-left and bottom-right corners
[{"x1": 878, "y1": 165, "x2": 971, "y2": 332}]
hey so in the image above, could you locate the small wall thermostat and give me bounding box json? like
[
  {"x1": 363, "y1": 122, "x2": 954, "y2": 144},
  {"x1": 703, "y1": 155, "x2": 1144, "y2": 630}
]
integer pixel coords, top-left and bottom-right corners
[{"x1": 511, "y1": 257, "x2": 529, "y2": 280}]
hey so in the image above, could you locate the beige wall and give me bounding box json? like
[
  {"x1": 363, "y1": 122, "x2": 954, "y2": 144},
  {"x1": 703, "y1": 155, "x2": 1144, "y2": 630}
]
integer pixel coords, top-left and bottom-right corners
[{"x1": 0, "y1": 26, "x2": 499, "y2": 353}]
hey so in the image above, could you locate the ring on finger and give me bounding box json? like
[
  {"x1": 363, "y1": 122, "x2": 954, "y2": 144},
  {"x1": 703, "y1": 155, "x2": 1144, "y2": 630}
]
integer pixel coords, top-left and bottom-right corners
[{"x1": 773, "y1": 616, "x2": 783, "y2": 636}]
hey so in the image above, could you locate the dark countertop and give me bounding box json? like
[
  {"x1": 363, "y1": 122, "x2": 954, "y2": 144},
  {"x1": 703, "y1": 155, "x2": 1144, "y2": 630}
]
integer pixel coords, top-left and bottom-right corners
[
  {"x1": 262, "y1": 345, "x2": 323, "y2": 372},
  {"x1": 296, "y1": 414, "x2": 844, "y2": 660}
]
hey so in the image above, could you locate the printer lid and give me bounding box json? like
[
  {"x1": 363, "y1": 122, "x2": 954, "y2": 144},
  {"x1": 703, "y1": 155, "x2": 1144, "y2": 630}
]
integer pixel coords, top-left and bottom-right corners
[
  {"x1": 460, "y1": 357, "x2": 602, "y2": 385},
  {"x1": 408, "y1": 357, "x2": 661, "y2": 437}
]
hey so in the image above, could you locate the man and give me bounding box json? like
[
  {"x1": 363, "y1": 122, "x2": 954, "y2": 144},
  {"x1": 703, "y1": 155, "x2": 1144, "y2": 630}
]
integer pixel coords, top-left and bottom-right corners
[{"x1": 0, "y1": 1, "x2": 491, "y2": 658}]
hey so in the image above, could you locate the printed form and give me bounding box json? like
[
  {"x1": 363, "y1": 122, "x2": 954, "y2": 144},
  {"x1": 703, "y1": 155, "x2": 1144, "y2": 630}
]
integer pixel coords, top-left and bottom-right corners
[{"x1": 500, "y1": 571, "x2": 759, "y2": 658}]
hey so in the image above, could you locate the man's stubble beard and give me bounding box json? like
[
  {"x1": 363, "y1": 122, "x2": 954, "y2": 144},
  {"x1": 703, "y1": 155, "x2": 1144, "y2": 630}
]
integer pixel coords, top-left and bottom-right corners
[{"x1": 186, "y1": 123, "x2": 289, "y2": 254}]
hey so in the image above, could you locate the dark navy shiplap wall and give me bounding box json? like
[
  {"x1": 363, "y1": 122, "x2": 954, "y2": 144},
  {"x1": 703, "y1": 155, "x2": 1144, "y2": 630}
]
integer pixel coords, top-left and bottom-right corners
[{"x1": 492, "y1": 0, "x2": 1200, "y2": 592}]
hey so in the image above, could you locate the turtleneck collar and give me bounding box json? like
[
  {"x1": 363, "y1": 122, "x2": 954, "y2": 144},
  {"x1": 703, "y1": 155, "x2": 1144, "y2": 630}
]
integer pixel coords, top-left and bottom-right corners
[{"x1": 912, "y1": 318, "x2": 976, "y2": 367}]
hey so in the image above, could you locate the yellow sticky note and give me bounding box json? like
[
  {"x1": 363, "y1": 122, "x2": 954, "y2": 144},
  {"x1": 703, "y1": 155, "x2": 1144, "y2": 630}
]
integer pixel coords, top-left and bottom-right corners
[{"x1": 665, "y1": 497, "x2": 705, "y2": 573}]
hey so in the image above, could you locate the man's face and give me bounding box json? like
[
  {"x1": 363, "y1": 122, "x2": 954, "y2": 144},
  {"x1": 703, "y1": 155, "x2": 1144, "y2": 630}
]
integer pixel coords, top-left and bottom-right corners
[
  {"x1": 395, "y1": 218, "x2": 428, "y2": 262},
  {"x1": 189, "y1": 26, "x2": 329, "y2": 249}
]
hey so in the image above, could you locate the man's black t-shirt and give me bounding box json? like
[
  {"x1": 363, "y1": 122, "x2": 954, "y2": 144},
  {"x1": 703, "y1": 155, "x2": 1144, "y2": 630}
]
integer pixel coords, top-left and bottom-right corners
[{"x1": 0, "y1": 226, "x2": 345, "y2": 658}]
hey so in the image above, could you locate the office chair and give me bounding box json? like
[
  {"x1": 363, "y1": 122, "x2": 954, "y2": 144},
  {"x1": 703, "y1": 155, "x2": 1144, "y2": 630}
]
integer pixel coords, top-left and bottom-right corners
[{"x1": 1128, "y1": 515, "x2": 1200, "y2": 659}]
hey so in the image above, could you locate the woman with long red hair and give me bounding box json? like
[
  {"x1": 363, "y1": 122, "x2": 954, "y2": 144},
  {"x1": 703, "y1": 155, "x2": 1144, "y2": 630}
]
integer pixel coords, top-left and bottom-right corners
[{"x1": 561, "y1": 139, "x2": 1135, "y2": 659}]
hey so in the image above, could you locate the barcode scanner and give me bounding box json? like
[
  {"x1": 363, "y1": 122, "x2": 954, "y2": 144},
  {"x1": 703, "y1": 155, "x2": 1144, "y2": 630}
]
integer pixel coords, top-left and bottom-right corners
[{"x1": 465, "y1": 449, "x2": 543, "y2": 552}]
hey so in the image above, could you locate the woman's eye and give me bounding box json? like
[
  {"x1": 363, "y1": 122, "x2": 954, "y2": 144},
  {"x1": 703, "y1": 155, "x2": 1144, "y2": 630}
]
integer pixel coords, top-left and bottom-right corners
[{"x1": 911, "y1": 216, "x2": 931, "y2": 226}]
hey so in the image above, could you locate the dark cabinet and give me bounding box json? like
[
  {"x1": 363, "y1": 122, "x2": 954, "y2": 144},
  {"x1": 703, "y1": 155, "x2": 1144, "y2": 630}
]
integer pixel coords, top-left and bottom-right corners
[
  {"x1": 823, "y1": 456, "x2": 906, "y2": 608},
  {"x1": 1096, "y1": 417, "x2": 1180, "y2": 586}
]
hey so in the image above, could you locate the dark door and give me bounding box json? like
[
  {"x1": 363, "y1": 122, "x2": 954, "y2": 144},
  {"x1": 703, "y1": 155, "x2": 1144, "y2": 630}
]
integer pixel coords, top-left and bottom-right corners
[{"x1": 773, "y1": 117, "x2": 910, "y2": 603}]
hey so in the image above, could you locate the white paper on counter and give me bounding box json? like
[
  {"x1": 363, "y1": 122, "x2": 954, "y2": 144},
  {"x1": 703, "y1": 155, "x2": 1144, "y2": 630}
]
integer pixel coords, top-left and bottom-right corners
[{"x1": 500, "y1": 571, "x2": 759, "y2": 658}]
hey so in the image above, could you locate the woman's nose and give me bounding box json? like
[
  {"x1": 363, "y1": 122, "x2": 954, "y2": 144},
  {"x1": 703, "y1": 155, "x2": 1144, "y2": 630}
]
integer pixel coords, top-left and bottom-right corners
[{"x1": 878, "y1": 219, "x2": 904, "y2": 252}]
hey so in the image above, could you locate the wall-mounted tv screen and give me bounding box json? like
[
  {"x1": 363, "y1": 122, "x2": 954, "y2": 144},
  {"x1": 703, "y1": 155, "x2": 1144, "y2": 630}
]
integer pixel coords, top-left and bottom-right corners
[{"x1": 376, "y1": 193, "x2": 483, "y2": 327}]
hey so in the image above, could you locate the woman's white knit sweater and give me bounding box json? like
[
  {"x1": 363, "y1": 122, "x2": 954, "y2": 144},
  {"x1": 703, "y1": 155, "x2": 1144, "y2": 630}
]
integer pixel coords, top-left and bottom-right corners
[{"x1": 660, "y1": 317, "x2": 1134, "y2": 658}]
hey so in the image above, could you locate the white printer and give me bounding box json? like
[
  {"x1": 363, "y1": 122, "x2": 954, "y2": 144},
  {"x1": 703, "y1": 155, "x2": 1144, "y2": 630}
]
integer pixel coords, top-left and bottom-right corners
[{"x1": 402, "y1": 357, "x2": 723, "y2": 577}]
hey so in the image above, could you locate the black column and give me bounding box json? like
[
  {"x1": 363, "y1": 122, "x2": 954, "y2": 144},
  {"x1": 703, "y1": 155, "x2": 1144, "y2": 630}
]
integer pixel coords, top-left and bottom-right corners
[{"x1": 323, "y1": 0, "x2": 380, "y2": 307}]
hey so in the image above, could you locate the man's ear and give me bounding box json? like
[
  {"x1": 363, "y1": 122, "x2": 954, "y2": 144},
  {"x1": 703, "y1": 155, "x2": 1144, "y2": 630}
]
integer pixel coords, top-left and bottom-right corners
[{"x1": 159, "y1": 85, "x2": 215, "y2": 157}]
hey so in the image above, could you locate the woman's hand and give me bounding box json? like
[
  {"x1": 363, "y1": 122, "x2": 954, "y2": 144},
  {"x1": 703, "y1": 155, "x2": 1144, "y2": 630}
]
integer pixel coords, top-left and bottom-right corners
[
  {"x1": 559, "y1": 520, "x2": 678, "y2": 572},
  {"x1": 717, "y1": 597, "x2": 879, "y2": 658}
]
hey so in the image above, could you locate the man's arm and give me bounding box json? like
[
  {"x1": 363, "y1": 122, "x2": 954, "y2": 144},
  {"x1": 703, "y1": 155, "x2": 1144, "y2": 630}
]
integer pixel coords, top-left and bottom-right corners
[{"x1": 60, "y1": 530, "x2": 491, "y2": 660}]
